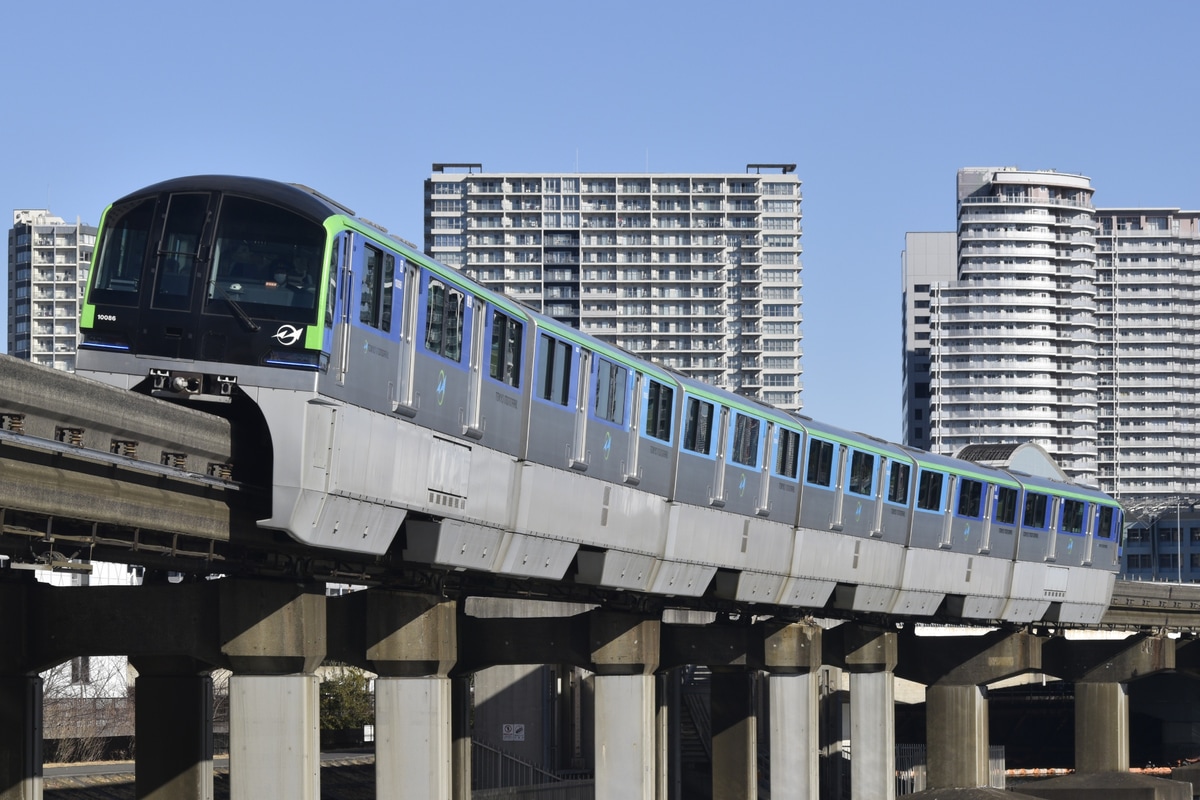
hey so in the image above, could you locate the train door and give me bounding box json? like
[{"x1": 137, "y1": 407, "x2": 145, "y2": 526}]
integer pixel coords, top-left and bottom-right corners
[
  {"x1": 623, "y1": 372, "x2": 644, "y2": 484},
  {"x1": 711, "y1": 406, "x2": 730, "y2": 506},
  {"x1": 570, "y1": 349, "x2": 592, "y2": 469},
  {"x1": 394, "y1": 258, "x2": 420, "y2": 417},
  {"x1": 756, "y1": 421, "x2": 773, "y2": 516},
  {"x1": 139, "y1": 192, "x2": 218, "y2": 359},
  {"x1": 332, "y1": 232, "x2": 353, "y2": 385},
  {"x1": 463, "y1": 300, "x2": 488, "y2": 439}
]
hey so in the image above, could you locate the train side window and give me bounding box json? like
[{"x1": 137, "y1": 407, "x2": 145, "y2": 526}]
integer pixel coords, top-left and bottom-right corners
[
  {"x1": 1097, "y1": 506, "x2": 1116, "y2": 539},
  {"x1": 887, "y1": 462, "x2": 910, "y2": 504},
  {"x1": 1023, "y1": 492, "x2": 1049, "y2": 529},
  {"x1": 956, "y1": 478, "x2": 983, "y2": 518},
  {"x1": 848, "y1": 450, "x2": 875, "y2": 496},
  {"x1": 916, "y1": 469, "x2": 944, "y2": 511},
  {"x1": 594, "y1": 357, "x2": 628, "y2": 424},
  {"x1": 359, "y1": 245, "x2": 394, "y2": 331},
  {"x1": 731, "y1": 413, "x2": 760, "y2": 467},
  {"x1": 644, "y1": 379, "x2": 674, "y2": 442},
  {"x1": 425, "y1": 279, "x2": 464, "y2": 361},
  {"x1": 90, "y1": 197, "x2": 155, "y2": 303},
  {"x1": 489, "y1": 310, "x2": 523, "y2": 387},
  {"x1": 995, "y1": 486, "x2": 1018, "y2": 524},
  {"x1": 537, "y1": 333, "x2": 572, "y2": 405},
  {"x1": 806, "y1": 438, "x2": 834, "y2": 487},
  {"x1": 684, "y1": 397, "x2": 714, "y2": 454},
  {"x1": 1061, "y1": 499, "x2": 1085, "y2": 534},
  {"x1": 775, "y1": 428, "x2": 800, "y2": 478}
]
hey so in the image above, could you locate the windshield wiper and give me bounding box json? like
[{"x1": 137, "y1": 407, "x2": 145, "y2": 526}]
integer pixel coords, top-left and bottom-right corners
[{"x1": 208, "y1": 280, "x2": 261, "y2": 333}]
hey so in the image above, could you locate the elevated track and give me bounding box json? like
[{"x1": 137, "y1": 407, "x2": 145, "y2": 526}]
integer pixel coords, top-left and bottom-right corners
[{"x1": 4, "y1": 353, "x2": 1200, "y2": 629}]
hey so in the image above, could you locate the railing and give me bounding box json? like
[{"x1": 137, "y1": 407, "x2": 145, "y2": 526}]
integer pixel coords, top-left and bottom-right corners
[
  {"x1": 472, "y1": 739, "x2": 589, "y2": 792},
  {"x1": 894, "y1": 745, "x2": 1005, "y2": 795},
  {"x1": 474, "y1": 781, "x2": 594, "y2": 800}
]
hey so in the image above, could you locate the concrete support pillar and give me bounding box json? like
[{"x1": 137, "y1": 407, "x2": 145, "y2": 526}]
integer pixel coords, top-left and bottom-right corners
[
  {"x1": 377, "y1": 677, "x2": 453, "y2": 799},
  {"x1": 229, "y1": 675, "x2": 320, "y2": 800},
  {"x1": 218, "y1": 580, "x2": 325, "y2": 800},
  {"x1": 0, "y1": 676, "x2": 42, "y2": 800},
  {"x1": 831, "y1": 625, "x2": 897, "y2": 800},
  {"x1": 451, "y1": 675, "x2": 472, "y2": 800},
  {"x1": 710, "y1": 670, "x2": 756, "y2": 800},
  {"x1": 655, "y1": 671, "x2": 672, "y2": 800},
  {"x1": 594, "y1": 674, "x2": 656, "y2": 799},
  {"x1": 925, "y1": 684, "x2": 988, "y2": 790},
  {"x1": 131, "y1": 659, "x2": 214, "y2": 800},
  {"x1": 1075, "y1": 681, "x2": 1129, "y2": 774},
  {"x1": 768, "y1": 672, "x2": 819, "y2": 800},
  {"x1": 849, "y1": 669, "x2": 895, "y2": 800},
  {"x1": 1043, "y1": 633, "x2": 1172, "y2": 775},
  {"x1": 590, "y1": 612, "x2": 660, "y2": 800}
]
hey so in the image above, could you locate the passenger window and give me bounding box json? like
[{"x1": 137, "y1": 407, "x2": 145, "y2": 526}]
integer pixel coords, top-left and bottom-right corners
[
  {"x1": 536, "y1": 333, "x2": 572, "y2": 405},
  {"x1": 995, "y1": 486, "x2": 1018, "y2": 524},
  {"x1": 644, "y1": 379, "x2": 674, "y2": 442},
  {"x1": 775, "y1": 429, "x2": 800, "y2": 478},
  {"x1": 732, "y1": 414, "x2": 760, "y2": 467},
  {"x1": 1023, "y1": 493, "x2": 1048, "y2": 529},
  {"x1": 848, "y1": 450, "x2": 874, "y2": 496},
  {"x1": 594, "y1": 357, "x2": 628, "y2": 424},
  {"x1": 806, "y1": 439, "x2": 834, "y2": 487},
  {"x1": 683, "y1": 397, "x2": 714, "y2": 454},
  {"x1": 425, "y1": 279, "x2": 464, "y2": 361},
  {"x1": 359, "y1": 245, "x2": 394, "y2": 331},
  {"x1": 957, "y1": 478, "x2": 983, "y2": 518},
  {"x1": 1062, "y1": 499, "x2": 1085, "y2": 534},
  {"x1": 489, "y1": 310, "x2": 523, "y2": 387},
  {"x1": 916, "y1": 470, "x2": 944, "y2": 511},
  {"x1": 887, "y1": 462, "x2": 910, "y2": 504},
  {"x1": 1097, "y1": 506, "x2": 1115, "y2": 540}
]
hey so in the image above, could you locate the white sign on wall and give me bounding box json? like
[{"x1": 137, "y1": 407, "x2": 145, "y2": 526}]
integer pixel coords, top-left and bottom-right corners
[{"x1": 502, "y1": 723, "x2": 526, "y2": 742}]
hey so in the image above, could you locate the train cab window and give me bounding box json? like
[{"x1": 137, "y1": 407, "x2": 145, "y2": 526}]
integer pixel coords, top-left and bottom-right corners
[
  {"x1": 1023, "y1": 492, "x2": 1049, "y2": 529},
  {"x1": 644, "y1": 379, "x2": 674, "y2": 442},
  {"x1": 995, "y1": 486, "x2": 1018, "y2": 524},
  {"x1": 425, "y1": 279, "x2": 464, "y2": 361},
  {"x1": 775, "y1": 428, "x2": 800, "y2": 478},
  {"x1": 537, "y1": 333, "x2": 572, "y2": 405},
  {"x1": 684, "y1": 398, "x2": 714, "y2": 455},
  {"x1": 887, "y1": 462, "x2": 910, "y2": 504},
  {"x1": 848, "y1": 450, "x2": 875, "y2": 496},
  {"x1": 956, "y1": 478, "x2": 983, "y2": 519},
  {"x1": 90, "y1": 197, "x2": 155, "y2": 304},
  {"x1": 916, "y1": 469, "x2": 944, "y2": 511},
  {"x1": 731, "y1": 413, "x2": 760, "y2": 467},
  {"x1": 359, "y1": 245, "x2": 394, "y2": 332},
  {"x1": 151, "y1": 193, "x2": 207, "y2": 310},
  {"x1": 1061, "y1": 499, "x2": 1085, "y2": 534},
  {"x1": 489, "y1": 310, "x2": 523, "y2": 387},
  {"x1": 594, "y1": 357, "x2": 628, "y2": 424},
  {"x1": 806, "y1": 438, "x2": 834, "y2": 487}
]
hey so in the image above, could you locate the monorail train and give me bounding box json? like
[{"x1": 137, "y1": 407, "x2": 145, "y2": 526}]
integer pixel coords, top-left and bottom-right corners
[{"x1": 76, "y1": 176, "x2": 1123, "y2": 624}]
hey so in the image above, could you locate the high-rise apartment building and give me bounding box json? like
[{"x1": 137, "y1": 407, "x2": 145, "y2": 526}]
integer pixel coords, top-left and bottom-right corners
[
  {"x1": 424, "y1": 164, "x2": 804, "y2": 411},
  {"x1": 7, "y1": 210, "x2": 96, "y2": 371},
  {"x1": 902, "y1": 167, "x2": 1200, "y2": 504}
]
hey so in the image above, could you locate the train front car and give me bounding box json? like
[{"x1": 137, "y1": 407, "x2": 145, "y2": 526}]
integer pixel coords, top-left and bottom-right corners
[{"x1": 76, "y1": 176, "x2": 406, "y2": 554}]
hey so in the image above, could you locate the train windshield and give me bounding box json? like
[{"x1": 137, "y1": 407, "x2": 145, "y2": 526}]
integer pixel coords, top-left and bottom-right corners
[
  {"x1": 90, "y1": 197, "x2": 156, "y2": 306},
  {"x1": 206, "y1": 195, "x2": 327, "y2": 324}
]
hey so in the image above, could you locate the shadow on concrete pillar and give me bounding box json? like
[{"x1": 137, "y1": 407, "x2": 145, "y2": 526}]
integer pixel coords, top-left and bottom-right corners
[
  {"x1": 0, "y1": 676, "x2": 43, "y2": 800},
  {"x1": 130, "y1": 657, "x2": 214, "y2": 800},
  {"x1": 711, "y1": 669, "x2": 756, "y2": 800}
]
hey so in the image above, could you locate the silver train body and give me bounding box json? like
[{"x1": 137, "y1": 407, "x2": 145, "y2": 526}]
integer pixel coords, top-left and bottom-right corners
[{"x1": 77, "y1": 176, "x2": 1122, "y2": 624}]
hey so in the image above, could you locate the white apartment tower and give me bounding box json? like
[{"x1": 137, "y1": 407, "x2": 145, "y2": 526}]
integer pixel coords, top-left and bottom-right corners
[
  {"x1": 903, "y1": 167, "x2": 1200, "y2": 502},
  {"x1": 424, "y1": 164, "x2": 804, "y2": 411},
  {"x1": 7, "y1": 210, "x2": 97, "y2": 370},
  {"x1": 1093, "y1": 209, "x2": 1200, "y2": 498},
  {"x1": 903, "y1": 168, "x2": 1101, "y2": 484}
]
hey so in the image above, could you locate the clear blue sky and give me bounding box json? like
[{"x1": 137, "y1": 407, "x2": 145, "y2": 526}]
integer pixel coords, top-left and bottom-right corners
[{"x1": 6, "y1": 1, "x2": 1200, "y2": 442}]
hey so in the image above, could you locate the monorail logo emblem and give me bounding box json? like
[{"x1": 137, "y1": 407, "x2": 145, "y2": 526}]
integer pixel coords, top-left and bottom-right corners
[{"x1": 272, "y1": 324, "x2": 304, "y2": 346}]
